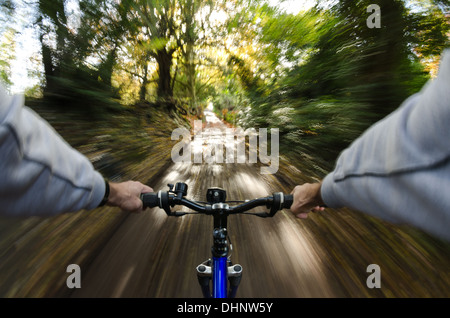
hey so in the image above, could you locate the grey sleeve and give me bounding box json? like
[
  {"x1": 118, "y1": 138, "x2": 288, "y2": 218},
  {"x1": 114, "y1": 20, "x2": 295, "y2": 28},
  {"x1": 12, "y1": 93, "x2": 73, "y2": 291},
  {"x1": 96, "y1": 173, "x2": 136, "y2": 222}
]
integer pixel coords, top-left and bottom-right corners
[
  {"x1": 0, "y1": 86, "x2": 105, "y2": 217},
  {"x1": 321, "y1": 49, "x2": 450, "y2": 241}
]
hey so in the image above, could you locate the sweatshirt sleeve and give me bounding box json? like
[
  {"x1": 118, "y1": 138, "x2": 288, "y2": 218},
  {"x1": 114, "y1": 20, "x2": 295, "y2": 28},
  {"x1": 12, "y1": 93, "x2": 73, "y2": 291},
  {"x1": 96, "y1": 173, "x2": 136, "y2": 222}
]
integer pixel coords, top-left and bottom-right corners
[
  {"x1": 0, "y1": 86, "x2": 105, "y2": 217},
  {"x1": 321, "y1": 49, "x2": 450, "y2": 241}
]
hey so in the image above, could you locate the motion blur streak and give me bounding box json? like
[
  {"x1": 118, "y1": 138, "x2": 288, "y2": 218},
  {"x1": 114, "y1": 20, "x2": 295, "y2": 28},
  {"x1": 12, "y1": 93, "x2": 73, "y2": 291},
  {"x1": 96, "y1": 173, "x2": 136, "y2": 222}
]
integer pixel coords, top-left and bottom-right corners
[{"x1": 70, "y1": 111, "x2": 336, "y2": 297}]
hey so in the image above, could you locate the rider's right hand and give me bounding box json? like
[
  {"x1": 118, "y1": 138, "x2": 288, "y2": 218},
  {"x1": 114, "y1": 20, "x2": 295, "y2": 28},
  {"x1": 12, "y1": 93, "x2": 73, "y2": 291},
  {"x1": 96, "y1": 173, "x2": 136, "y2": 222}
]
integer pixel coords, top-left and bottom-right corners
[
  {"x1": 107, "y1": 181, "x2": 154, "y2": 213},
  {"x1": 289, "y1": 182, "x2": 325, "y2": 219}
]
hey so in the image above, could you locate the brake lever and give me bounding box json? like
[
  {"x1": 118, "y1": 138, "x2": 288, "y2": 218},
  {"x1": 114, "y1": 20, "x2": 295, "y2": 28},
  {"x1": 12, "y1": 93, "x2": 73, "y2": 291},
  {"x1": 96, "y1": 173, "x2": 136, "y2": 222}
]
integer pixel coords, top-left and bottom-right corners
[
  {"x1": 171, "y1": 212, "x2": 187, "y2": 217},
  {"x1": 253, "y1": 212, "x2": 271, "y2": 218}
]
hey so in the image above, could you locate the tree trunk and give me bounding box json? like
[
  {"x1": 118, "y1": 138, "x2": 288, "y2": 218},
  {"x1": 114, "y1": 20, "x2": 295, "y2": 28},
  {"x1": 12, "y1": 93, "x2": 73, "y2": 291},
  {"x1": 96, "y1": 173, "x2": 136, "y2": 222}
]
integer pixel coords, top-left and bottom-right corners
[
  {"x1": 185, "y1": 41, "x2": 197, "y2": 112},
  {"x1": 156, "y1": 49, "x2": 174, "y2": 100},
  {"x1": 40, "y1": 38, "x2": 55, "y2": 93},
  {"x1": 100, "y1": 46, "x2": 117, "y2": 88},
  {"x1": 139, "y1": 60, "x2": 149, "y2": 101}
]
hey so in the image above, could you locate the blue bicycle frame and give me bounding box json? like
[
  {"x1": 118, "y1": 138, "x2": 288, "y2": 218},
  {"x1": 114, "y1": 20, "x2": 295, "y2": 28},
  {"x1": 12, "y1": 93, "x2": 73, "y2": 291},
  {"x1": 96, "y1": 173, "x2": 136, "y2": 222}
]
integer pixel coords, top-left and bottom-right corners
[{"x1": 213, "y1": 257, "x2": 227, "y2": 298}]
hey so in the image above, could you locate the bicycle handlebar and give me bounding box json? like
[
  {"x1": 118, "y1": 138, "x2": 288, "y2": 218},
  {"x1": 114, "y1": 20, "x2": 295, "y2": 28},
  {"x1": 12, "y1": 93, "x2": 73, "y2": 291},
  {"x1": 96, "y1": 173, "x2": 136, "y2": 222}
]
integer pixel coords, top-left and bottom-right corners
[{"x1": 141, "y1": 182, "x2": 293, "y2": 218}]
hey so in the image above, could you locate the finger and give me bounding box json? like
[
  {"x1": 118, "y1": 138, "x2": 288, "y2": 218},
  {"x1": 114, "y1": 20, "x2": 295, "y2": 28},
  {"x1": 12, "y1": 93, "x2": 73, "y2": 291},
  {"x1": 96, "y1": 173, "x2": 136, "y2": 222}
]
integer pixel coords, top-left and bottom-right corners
[
  {"x1": 134, "y1": 199, "x2": 145, "y2": 213},
  {"x1": 296, "y1": 213, "x2": 309, "y2": 219},
  {"x1": 137, "y1": 195, "x2": 148, "y2": 212},
  {"x1": 290, "y1": 185, "x2": 300, "y2": 195},
  {"x1": 141, "y1": 185, "x2": 153, "y2": 193}
]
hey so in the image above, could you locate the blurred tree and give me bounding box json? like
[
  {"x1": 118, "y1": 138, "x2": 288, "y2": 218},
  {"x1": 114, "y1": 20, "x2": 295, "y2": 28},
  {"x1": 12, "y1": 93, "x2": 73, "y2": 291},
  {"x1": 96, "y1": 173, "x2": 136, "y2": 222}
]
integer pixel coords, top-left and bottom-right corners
[
  {"x1": 123, "y1": 0, "x2": 222, "y2": 113},
  {"x1": 0, "y1": 27, "x2": 16, "y2": 88},
  {"x1": 80, "y1": 0, "x2": 127, "y2": 92},
  {"x1": 124, "y1": 0, "x2": 181, "y2": 103},
  {"x1": 176, "y1": 0, "x2": 218, "y2": 115},
  {"x1": 336, "y1": 0, "x2": 414, "y2": 118},
  {"x1": 35, "y1": 0, "x2": 124, "y2": 114}
]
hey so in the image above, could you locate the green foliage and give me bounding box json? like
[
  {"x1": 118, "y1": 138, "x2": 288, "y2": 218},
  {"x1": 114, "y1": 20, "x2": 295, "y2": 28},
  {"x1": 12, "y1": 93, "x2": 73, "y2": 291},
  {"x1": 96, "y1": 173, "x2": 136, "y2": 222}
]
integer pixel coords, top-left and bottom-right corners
[
  {"x1": 0, "y1": 2, "x2": 15, "y2": 89},
  {"x1": 0, "y1": 60, "x2": 12, "y2": 87},
  {"x1": 234, "y1": 0, "x2": 448, "y2": 171},
  {"x1": 2, "y1": 0, "x2": 448, "y2": 166},
  {"x1": 43, "y1": 63, "x2": 123, "y2": 116},
  {"x1": 407, "y1": 6, "x2": 449, "y2": 62}
]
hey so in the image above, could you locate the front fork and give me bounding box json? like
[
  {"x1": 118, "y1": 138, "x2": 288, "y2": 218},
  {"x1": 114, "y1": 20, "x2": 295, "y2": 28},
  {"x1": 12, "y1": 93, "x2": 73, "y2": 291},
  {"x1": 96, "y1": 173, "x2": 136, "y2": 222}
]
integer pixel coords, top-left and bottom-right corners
[
  {"x1": 196, "y1": 259, "x2": 243, "y2": 298},
  {"x1": 196, "y1": 227, "x2": 243, "y2": 298}
]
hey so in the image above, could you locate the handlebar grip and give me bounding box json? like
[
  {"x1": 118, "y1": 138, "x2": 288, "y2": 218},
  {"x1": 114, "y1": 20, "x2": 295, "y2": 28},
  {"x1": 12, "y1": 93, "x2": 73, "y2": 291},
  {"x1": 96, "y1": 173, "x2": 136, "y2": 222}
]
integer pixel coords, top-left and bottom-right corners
[
  {"x1": 283, "y1": 194, "x2": 293, "y2": 209},
  {"x1": 141, "y1": 192, "x2": 160, "y2": 208}
]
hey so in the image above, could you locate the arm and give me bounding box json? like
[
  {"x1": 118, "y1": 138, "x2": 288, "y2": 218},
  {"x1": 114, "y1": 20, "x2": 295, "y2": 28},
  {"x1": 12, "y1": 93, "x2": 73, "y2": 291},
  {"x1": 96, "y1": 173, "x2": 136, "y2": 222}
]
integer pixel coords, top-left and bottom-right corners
[
  {"x1": 0, "y1": 85, "x2": 152, "y2": 216},
  {"x1": 291, "y1": 49, "x2": 450, "y2": 241}
]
